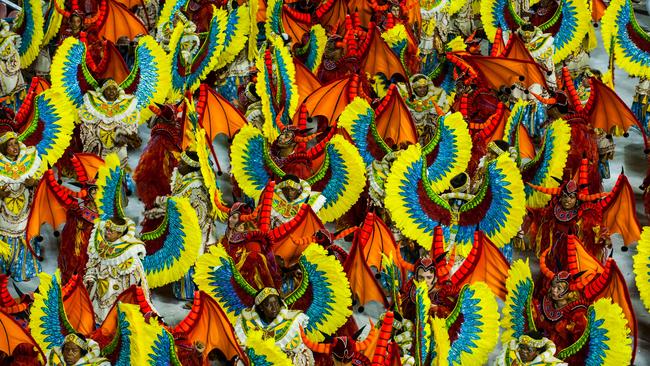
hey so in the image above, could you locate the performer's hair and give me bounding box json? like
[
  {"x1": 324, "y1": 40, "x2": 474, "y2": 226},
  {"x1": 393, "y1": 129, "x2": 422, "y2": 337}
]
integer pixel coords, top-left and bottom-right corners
[
  {"x1": 281, "y1": 174, "x2": 300, "y2": 184},
  {"x1": 493, "y1": 140, "x2": 510, "y2": 152}
]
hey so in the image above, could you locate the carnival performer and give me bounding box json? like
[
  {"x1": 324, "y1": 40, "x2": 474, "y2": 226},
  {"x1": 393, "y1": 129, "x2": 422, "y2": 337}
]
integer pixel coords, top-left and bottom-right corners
[
  {"x1": 0, "y1": 132, "x2": 41, "y2": 281},
  {"x1": 400, "y1": 257, "x2": 457, "y2": 321},
  {"x1": 495, "y1": 332, "x2": 568, "y2": 366},
  {"x1": 78, "y1": 79, "x2": 142, "y2": 168},
  {"x1": 519, "y1": 24, "x2": 557, "y2": 89},
  {"x1": 270, "y1": 175, "x2": 325, "y2": 228},
  {"x1": 46, "y1": 333, "x2": 110, "y2": 366},
  {"x1": 533, "y1": 272, "x2": 588, "y2": 364},
  {"x1": 0, "y1": 20, "x2": 25, "y2": 100},
  {"x1": 234, "y1": 287, "x2": 315, "y2": 365},
  {"x1": 402, "y1": 74, "x2": 442, "y2": 144},
  {"x1": 148, "y1": 149, "x2": 216, "y2": 300},
  {"x1": 83, "y1": 216, "x2": 149, "y2": 322}
]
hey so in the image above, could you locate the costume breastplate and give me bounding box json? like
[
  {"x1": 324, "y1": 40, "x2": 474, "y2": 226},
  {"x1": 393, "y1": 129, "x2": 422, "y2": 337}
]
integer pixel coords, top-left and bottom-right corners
[
  {"x1": 554, "y1": 205, "x2": 578, "y2": 222},
  {"x1": 541, "y1": 296, "x2": 587, "y2": 322}
]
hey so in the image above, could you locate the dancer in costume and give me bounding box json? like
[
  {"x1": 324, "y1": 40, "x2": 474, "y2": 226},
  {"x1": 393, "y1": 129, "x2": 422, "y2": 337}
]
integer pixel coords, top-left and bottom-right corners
[
  {"x1": 84, "y1": 154, "x2": 202, "y2": 322},
  {"x1": 402, "y1": 74, "x2": 443, "y2": 144},
  {"x1": 0, "y1": 89, "x2": 75, "y2": 281},
  {"x1": 47, "y1": 333, "x2": 110, "y2": 366},
  {"x1": 78, "y1": 79, "x2": 142, "y2": 167},
  {"x1": 0, "y1": 21, "x2": 25, "y2": 100},
  {"x1": 495, "y1": 332, "x2": 567, "y2": 366},
  {"x1": 270, "y1": 175, "x2": 325, "y2": 228},
  {"x1": 195, "y1": 244, "x2": 353, "y2": 366},
  {"x1": 502, "y1": 259, "x2": 635, "y2": 365},
  {"x1": 235, "y1": 287, "x2": 314, "y2": 365},
  {"x1": 148, "y1": 149, "x2": 216, "y2": 300},
  {"x1": 83, "y1": 215, "x2": 149, "y2": 322},
  {"x1": 400, "y1": 257, "x2": 457, "y2": 320}
]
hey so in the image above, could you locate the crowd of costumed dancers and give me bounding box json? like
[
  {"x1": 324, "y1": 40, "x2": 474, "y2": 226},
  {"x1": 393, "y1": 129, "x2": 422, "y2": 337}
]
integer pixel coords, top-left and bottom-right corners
[{"x1": 2, "y1": 0, "x2": 650, "y2": 363}]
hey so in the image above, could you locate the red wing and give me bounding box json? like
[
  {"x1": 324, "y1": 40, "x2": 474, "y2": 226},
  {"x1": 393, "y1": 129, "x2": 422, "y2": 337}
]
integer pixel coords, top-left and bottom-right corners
[
  {"x1": 294, "y1": 61, "x2": 322, "y2": 107},
  {"x1": 584, "y1": 77, "x2": 646, "y2": 144},
  {"x1": 503, "y1": 34, "x2": 535, "y2": 62},
  {"x1": 0, "y1": 275, "x2": 27, "y2": 314},
  {"x1": 343, "y1": 239, "x2": 389, "y2": 307},
  {"x1": 450, "y1": 231, "x2": 509, "y2": 300},
  {"x1": 375, "y1": 85, "x2": 418, "y2": 147},
  {"x1": 62, "y1": 275, "x2": 95, "y2": 337},
  {"x1": 0, "y1": 310, "x2": 44, "y2": 359},
  {"x1": 292, "y1": 77, "x2": 354, "y2": 126},
  {"x1": 173, "y1": 292, "x2": 246, "y2": 362},
  {"x1": 463, "y1": 55, "x2": 548, "y2": 90},
  {"x1": 268, "y1": 205, "x2": 325, "y2": 266},
  {"x1": 361, "y1": 28, "x2": 407, "y2": 80},
  {"x1": 599, "y1": 174, "x2": 642, "y2": 246},
  {"x1": 197, "y1": 84, "x2": 247, "y2": 140},
  {"x1": 25, "y1": 170, "x2": 74, "y2": 245},
  {"x1": 96, "y1": 0, "x2": 148, "y2": 43},
  {"x1": 95, "y1": 41, "x2": 130, "y2": 84}
]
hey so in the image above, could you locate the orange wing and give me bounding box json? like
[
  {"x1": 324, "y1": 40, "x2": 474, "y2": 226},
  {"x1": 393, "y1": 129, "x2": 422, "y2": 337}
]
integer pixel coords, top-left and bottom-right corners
[
  {"x1": 96, "y1": 0, "x2": 148, "y2": 43},
  {"x1": 490, "y1": 28, "x2": 507, "y2": 57},
  {"x1": 357, "y1": 213, "x2": 407, "y2": 272},
  {"x1": 449, "y1": 231, "x2": 509, "y2": 300},
  {"x1": 361, "y1": 28, "x2": 407, "y2": 80},
  {"x1": 114, "y1": 0, "x2": 142, "y2": 8},
  {"x1": 584, "y1": 77, "x2": 645, "y2": 138},
  {"x1": 292, "y1": 77, "x2": 355, "y2": 126},
  {"x1": 375, "y1": 85, "x2": 418, "y2": 147},
  {"x1": 173, "y1": 291, "x2": 246, "y2": 362},
  {"x1": 0, "y1": 309, "x2": 44, "y2": 360},
  {"x1": 73, "y1": 153, "x2": 105, "y2": 182},
  {"x1": 346, "y1": 0, "x2": 373, "y2": 26},
  {"x1": 600, "y1": 174, "x2": 642, "y2": 246},
  {"x1": 197, "y1": 84, "x2": 247, "y2": 141},
  {"x1": 269, "y1": 205, "x2": 325, "y2": 266},
  {"x1": 343, "y1": 237, "x2": 389, "y2": 307},
  {"x1": 25, "y1": 170, "x2": 73, "y2": 245},
  {"x1": 62, "y1": 275, "x2": 95, "y2": 337},
  {"x1": 91, "y1": 285, "x2": 157, "y2": 348},
  {"x1": 317, "y1": 0, "x2": 347, "y2": 32},
  {"x1": 464, "y1": 55, "x2": 548, "y2": 90},
  {"x1": 95, "y1": 41, "x2": 130, "y2": 84},
  {"x1": 566, "y1": 235, "x2": 604, "y2": 288},
  {"x1": 517, "y1": 124, "x2": 535, "y2": 159},
  {"x1": 592, "y1": 0, "x2": 607, "y2": 21},
  {"x1": 294, "y1": 61, "x2": 322, "y2": 107},
  {"x1": 282, "y1": 7, "x2": 311, "y2": 45},
  {"x1": 503, "y1": 34, "x2": 535, "y2": 62}
]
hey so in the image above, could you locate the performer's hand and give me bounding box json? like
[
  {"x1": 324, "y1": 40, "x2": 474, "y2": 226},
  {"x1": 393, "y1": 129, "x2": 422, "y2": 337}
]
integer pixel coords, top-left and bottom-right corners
[
  {"x1": 0, "y1": 186, "x2": 10, "y2": 199},
  {"x1": 24, "y1": 178, "x2": 37, "y2": 188}
]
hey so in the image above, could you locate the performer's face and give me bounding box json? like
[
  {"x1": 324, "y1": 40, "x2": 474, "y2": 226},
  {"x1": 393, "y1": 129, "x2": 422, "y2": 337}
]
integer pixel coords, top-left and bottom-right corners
[
  {"x1": 105, "y1": 225, "x2": 123, "y2": 242},
  {"x1": 3, "y1": 138, "x2": 19, "y2": 160},
  {"x1": 281, "y1": 185, "x2": 301, "y2": 201},
  {"x1": 277, "y1": 130, "x2": 295, "y2": 147},
  {"x1": 559, "y1": 193, "x2": 577, "y2": 210},
  {"x1": 416, "y1": 268, "x2": 436, "y2": 291},
  {"x1": 517, "y1": 343, "x2": 540, "y2": 362},
  {"x1": 414, "y1": 84, "x2": 428, "y2": 98},
  {"x1": 228, "y1": 212, "x2": 240, "y2": 229},
  {"x1": 549, "y1": 281, "x2": 568, "y2": 301},
  {"x1": 70, "y1": 15, "x2": 82, "y2": 35},
  {"x1": 102, "y1": 85, "x2": 119, "y2": 102},
  {"x1": 259, "y1": 295, "x2": 282, "y2": 322},
  {"x1": 62, "y1": 342, "x2": 82, "y2": 365}
]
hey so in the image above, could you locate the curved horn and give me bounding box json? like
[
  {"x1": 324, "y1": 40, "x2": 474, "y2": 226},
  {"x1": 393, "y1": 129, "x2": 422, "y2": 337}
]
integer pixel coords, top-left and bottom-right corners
[
  {"x1": 300, "y1": 327, "x2": 332, "y2": 354},
  {"x1": 526, "y1": 183, "x2": 561, "y2": 196}
]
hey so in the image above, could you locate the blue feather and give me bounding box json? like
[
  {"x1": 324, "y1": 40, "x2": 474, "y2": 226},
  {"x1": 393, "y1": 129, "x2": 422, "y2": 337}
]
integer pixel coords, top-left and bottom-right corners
[{"x1": 302, "y1": 259, "x2": 336, "y2": 335}]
